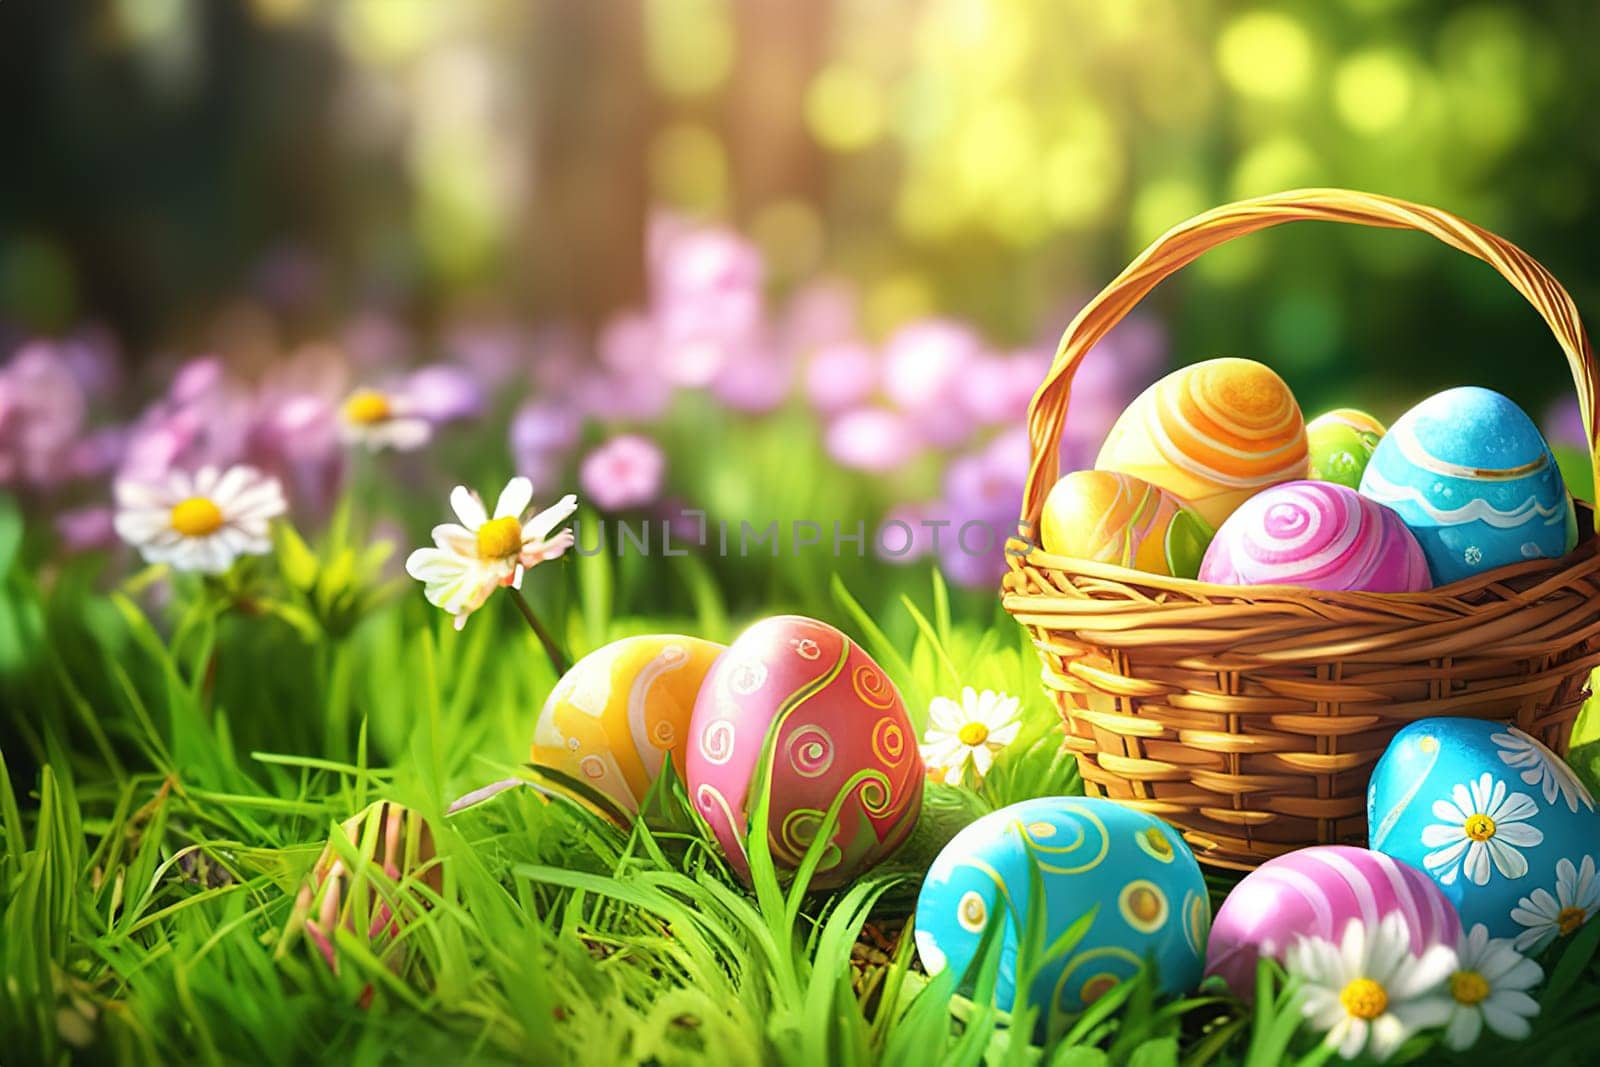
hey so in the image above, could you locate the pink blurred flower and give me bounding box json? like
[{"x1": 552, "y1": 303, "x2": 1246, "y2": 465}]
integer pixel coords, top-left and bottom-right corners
[
  {"x1": 825, "y1": 407, "x2": 922, "y2": 473},
  {"x1": 882, "y1": 320, "x2": 982, "y2": 447},
  {"x1": 804, "y1": 342, "x2": 878, "y2": 414},
  {"x1": 54, "y1": 505, "x2": 117, "y2": 553},
  {"x1": 650, "y1": 219, "x2": 766, "y2": 388},
  {"x1": 444, "y1": 320, "x2": 531, "y2": 388},
  {"x1": 778, "y1": 280, "x2": 860, "y2": 355},
  {"x1": 0, "y1": 342, "x2": 89, "y2": 487},
  {"x1": 711, "y1": 343, "x2": 794, "y2": 414},
  {"x1": 580, "y1": 434, "x2": 666, "y2": 511},
  {"x1": 169, "y1": 357, "x2": 226, "y2": 406},
  {"x1": 402, "y1": 364, "x2": 485, "y2": 423},
  {"x1": 575, "y1": 370, "x2": 672, "y2": 422},
  {"x1": 962, "y1": 350, "x2": 1050, "y2": 425}
]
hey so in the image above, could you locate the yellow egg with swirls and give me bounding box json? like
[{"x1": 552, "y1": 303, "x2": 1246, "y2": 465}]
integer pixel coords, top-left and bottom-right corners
[
  {"x1": 531, "y1": 635, "x2": 726, "y2": 814},
  {"x1": 1039, "y1": 470, "x2": 1213, "y2": 578},
  {"x1": 1096, "y1": 357, "x2": 1308, "y2": 527}
]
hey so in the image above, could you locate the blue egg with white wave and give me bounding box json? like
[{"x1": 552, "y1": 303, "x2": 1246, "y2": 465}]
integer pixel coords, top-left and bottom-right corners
[
  {"x1": 912, "y1": 797, "x2": 1209, "y2": 1031},
  {"x1": 1358, "y1": 386, "x2": 1575, "y2": 585}
]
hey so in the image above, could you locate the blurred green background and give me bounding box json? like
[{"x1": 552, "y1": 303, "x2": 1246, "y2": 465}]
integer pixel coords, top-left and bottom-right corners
[{"x1": 4, "y1": 0, "x2": 1599, "y2": 420}]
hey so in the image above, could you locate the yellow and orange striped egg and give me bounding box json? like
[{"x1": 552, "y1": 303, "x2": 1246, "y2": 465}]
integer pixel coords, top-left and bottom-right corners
[
  {"x1": 1039, "y1": 470, "x2": 1213, "y2": 578},
  {"x1": 1096, "y1": 358, "x2": 1308, "y2": 527},
  {"x1": 531, "y1": 635, "x2": 726, "y2": 814}
]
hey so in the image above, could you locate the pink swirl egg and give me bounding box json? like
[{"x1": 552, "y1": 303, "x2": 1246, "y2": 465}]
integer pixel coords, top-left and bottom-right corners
[
  {"x1": 685, "y1": 616, "x2": 923, "y2": 889},
  {"x1": 1206, "y1": 846, "x2": 1461, "y2": 997},
  {"x1": 1198, "y1": 480, "x2": 1430, "y2": 592}
]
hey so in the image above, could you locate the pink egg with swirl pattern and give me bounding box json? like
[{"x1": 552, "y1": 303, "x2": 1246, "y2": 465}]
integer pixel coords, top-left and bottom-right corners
[
  {"x1": 1198, "y1": 480, "x2": 1430, "y2": 592},
  {"x1": 1206, "y1": 846, "x2": 1462, "y2": 997},
  {"x1": 686, "y1": 615, "x2": 923, "y2": 889}
]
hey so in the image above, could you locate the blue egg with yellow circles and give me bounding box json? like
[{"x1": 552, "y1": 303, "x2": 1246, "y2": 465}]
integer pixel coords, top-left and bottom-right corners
[
  {"x1": 1369, "y1": 717, "x2": 1600, "y2": 948},
  {"x1": 1358, "y1": 386, "x2": 1575, "y2": 585},
  {"x1": 912, "y1": 797, "x2": 1209, "y2": 1026}
]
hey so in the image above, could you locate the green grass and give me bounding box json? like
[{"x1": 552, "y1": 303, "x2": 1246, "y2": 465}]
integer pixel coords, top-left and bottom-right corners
[{"x1": 4, "y1": 492, "x2": 1600, "y2": 1066}]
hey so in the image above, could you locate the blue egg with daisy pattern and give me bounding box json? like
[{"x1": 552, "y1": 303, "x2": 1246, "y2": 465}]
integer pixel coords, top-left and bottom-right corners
[
  {"x1": 1358, "y1": 387, "x2": 1575, "y2": 585},
  {"x1": 912, "y1": 797, "x2": 1209, "y2": 1032},
  {"x1": 1368, "y1": 717, "x2": 1600, "y2": 950}
]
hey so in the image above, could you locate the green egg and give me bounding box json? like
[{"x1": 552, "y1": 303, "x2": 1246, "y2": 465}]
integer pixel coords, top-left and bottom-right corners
[{"x1": 1306, "y1": 412, "x2": 1383, "y2": 490}]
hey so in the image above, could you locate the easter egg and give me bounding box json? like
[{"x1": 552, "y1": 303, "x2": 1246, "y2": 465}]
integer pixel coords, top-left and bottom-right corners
[
  {"x1": 1197, "y1": 481, "x2": 1431, "y2": 592},
  {"x1": 532, "y1": 635, "x2": 726, "y2": 814},
  {"x1": 914, "y1": 797, "x2": 1209, "y2": 1024},
  {"x1": 685, "y1": 616, "x2": 923, "y2": 889},
  {"x1": 1368, "y1": 717, "x2": 1599, "y2": 949},
  {"x1": 1095, "y1": 357, "x2": 1308, "y2": 527},
  {"x1": 1307, "y1": 409, "x2": 1385, "y2": 489},
  {"x1": 1359, "y1": 387, "x2": 1574, "y2": 584},
  {"x1": 1038, "y1": 470, "x2": 1213, "y2": 578},
  {"x1": 1206, "y1": 846, "x2": 1461, "y2": 996}
]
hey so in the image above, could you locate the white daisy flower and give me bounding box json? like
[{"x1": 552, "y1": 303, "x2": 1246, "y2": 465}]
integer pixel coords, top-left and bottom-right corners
[
  {"x1": 114, "y1": 464, "x2": 286, "y2": 574},
  {"x1": 1510, "y1": 854, "x2": 1600, "y2": 952},
  {"x1": 1492, "y1": 726, "x2": 1594, "y2": 814},
  {"x1": 1287, "y1": 912, "x2": 1456, "y2": 1062},
  {"x1": 1421, "y1": 773, "x2": 1543, "y2": 886},
  {"x1": 404, "y1": 476, "x2": 576, "y2": 630},
  {"x1": 918, "y1": 687, "x2": 1023, "y2": 786},
  {"x1": 1442, "y1": 923, "x2": 1541, "y2": 1050},
  {"x1": 338, "y1": 387, "x2": 432, "y2": 452}
]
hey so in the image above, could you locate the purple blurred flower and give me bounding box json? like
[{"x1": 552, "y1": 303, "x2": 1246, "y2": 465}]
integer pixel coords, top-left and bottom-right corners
[
  {"x1": 825, "y1": 407, "x2": 922, "y2": 473},
  {"x1": 511, "y1": 399, "x2": 581, "y2": 487},
  {"x1": 580, "y1": 434, "x2": 666, "y2": 511},
  {"x1": 932, "y1": 428, "x2": 1031, "y2": 588},
  {"x1": 1545, "y1": 396, "x2": 1587, "y2": 452},
  {"x1": 0, "y1": 341, "x2": 89, "y2": 487},
  {"x1": 882, "y1": 320, "x2": 982, "y2": 447},
  {"x1": 804, "y1": 342, "x2": 878, "y2": 415},
  {"x1": 54, "y1": 329, "x2": 122, "y2": 399},
  {"x1": 66, "y1": 427, "x2": 128, "y2": 480},
  {"x1": 512, "y1": 400, "x2": 582, "y2": 458},
  {"x1": 54, "y1": 506, "x2": 116, "y2": 553},
  {"x1": 876, "y1": 502, "x2": 937, "y2": 563},
  {"x1": 403, "y1": 364, "x2": 485, "y2": 423}
]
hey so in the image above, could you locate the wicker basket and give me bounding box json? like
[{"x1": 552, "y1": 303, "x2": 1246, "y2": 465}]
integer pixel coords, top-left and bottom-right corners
[{"x1": 1001, "y1": 188, "x2": 1600, "y2": 871}]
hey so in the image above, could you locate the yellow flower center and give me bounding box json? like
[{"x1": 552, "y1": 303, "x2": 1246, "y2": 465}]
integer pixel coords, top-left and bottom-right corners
[
  {"x1": 1340, "y1": 978, "x2": 1388, "y2": 1021},
  {"x1": 1558, "y1": 906, "x2": 1587, "y2": 936},
  {"x1": 476, "y1": 515, "x2": 523, "y2": 561},
  {"x1": 169, "y1": 497, "x2": 224, "y2": 537},
  {"x1": 957, "y1": 722, "x2": 991, "y2": 747},
  {"x1": 1450, "y1": 970, "x2": 1489, "y2": 1006},
  {"x1": 1464, "y1": 814, "x2": 1496, "y2": 841},
  {"x1": 343, "y1": 389, "x2": 392, "y2": 425}
]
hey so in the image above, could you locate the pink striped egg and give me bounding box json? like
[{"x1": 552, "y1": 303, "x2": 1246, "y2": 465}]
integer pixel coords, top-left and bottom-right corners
[
  {"x1": 1206, "y1": 845, "x2": 1462, "y2": 996},
  {"x1": 1198, "y1": 481, "x2": 1431, "y2": 592}
]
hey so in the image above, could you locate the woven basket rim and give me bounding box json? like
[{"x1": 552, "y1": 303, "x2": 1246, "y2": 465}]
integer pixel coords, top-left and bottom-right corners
[{"x1": 1004, "y1": 508, "x2": 1600, "y2": 613}]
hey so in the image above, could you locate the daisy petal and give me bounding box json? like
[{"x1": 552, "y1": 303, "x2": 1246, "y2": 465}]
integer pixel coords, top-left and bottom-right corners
[
  {"x1": 451, "y1": 486, "x2": 488, "y2": 528},
  {"x1": 494, "y1": 476, "x2": 533, "y2": 520}
]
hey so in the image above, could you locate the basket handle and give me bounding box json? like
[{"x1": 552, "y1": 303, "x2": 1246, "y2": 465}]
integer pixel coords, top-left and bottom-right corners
[{"x1": 1019, "y1": 188, "x2": 1600, "y2": 535}]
